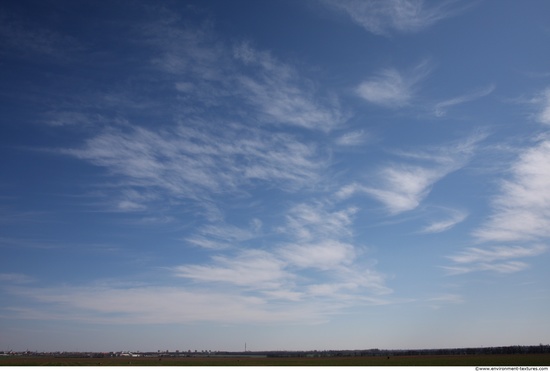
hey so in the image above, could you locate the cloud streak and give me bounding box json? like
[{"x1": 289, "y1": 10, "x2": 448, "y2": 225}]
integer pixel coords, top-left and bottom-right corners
[
  {"x1": 434, "y1": 85, "x2": 495, "y2": 117},
  {"x1": 142, "y1": 18, "x2": 345, "y2": 132},
  {"x1": 337, "y1": 133, "x2": 485, "y2": 214},
  {"x1": 447, "y1": 130, "x2": 550, "y2": 275},
  {"x1": 356, "y1": 61, "x2": 431, "y2": 108},
  {"x1": 532, "y1": 88, "x2": 550, "y2": 125},
  {"x1": 172, "y1": 201, "x2": 390, "y2": 309},
  {"x1": 185, "y1": 220, "x2": 261, "y2": 250},
  {"x1": 335, "y1": 130, "x2": 369, "y2": 146},
  {"x1": 420, "y1": 208, "x2": 467, "y2": 233},
  {"x1": 444, "y1": 245, "x2": 546, "y2": 275},
  {"x1": 174, "y1": 250, "x2": 289, "y2": 290},
  {"x1": 3, "y1": 200, "x2": 391, "y2": 325},
  {"x1": 449, "y1": 245, "x2": 547, "y2": 264},
  {"x1": 473, "y1": 137, "x2": 550, "y2": 242},
  {"x1": 63, "y1": 123, "x2": 325, "y2": 208},
  {"x1": 3, "y1": 284, "x2": 330, "y2": 325},
  {"x1": 233, "y1": 43, "x2": 344, "y2": 131},
  {"x1": 324, "y1": 0, "x2": 463, "y2": 36}
]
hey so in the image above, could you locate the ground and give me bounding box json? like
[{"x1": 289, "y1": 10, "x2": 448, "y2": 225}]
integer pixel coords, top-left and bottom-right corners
[{"x1": 1, "y1": 354, "x2": 550, "y2": 366}]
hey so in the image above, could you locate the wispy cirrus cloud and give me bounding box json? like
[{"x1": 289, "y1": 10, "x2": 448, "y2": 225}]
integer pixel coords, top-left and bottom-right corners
[
  {"x1": 334, "y1": 130, "x2": 370, "y2": 146},
  {"x1": 420, "y1": 208, "x2": 467, "y2": 233},
  {"x1": 172, "y1": 201, "x2": 390, "y2": 309},
  {"x1": 323, "y1": 0, "x2": 464, "y2": 36},
  {"x1": 185, "y1": 219, "x2": 262, "y2": 250},
  {"x1": 142, "y1": 17, "x2": 344, "y2": 132},
  {"x1": 281, "y1": 203, "x2": 357, "y2": 242},
  {"x1": 356, "y1": 61, "x2": 431, "y2": 108},
  {"x1": 473, "y1": 137, "x2": 550, "y2": 242},
  {"x1": 444, "y1": 245, "x2": 546, "y2": 275},
  {"x1": 43, "y1": 111, "x2": 105, "y2": 127},
  {"x1": 142, "y1": 11, "x2": 225, "y2": 80},
  {"x1": 337, "y1": 133, "x2": 485, "y2": 214},
  {"x1": 62, "y1": 123, "x2": 325, "y2": 209},
  {"x1": 233, "y1": 42, "x2": 345, "y2": 131},
  {"x1": 277, "y1": 202, "x2": 390, "y2": 294},
  {"x1": 42, "y1": 10, "x2": 345, "y2": 219},
  {"x1": 277, "y1": 204, "x2": 359, "y2": 271},
  {"x1": 531, "y1": 88, "x2": 550, "y2": 125},
  {"x1": 174, "y1": 249, "x2": 289, "y2": 290},
  {"x1": 443, "y1": 261, "x2": 530, "y2": 275},
  {"x1": 449, "y1": 245, "x2": 547, "y2": 264},
  {"x1": 447, "y1": 112, "x2": 550, "y2": 275},
  {"x1": 281, "y1": 240, "x2": 356, "y2": 271},
  {"x1": 3, "y1": 284, "x2": 330, "y2": 325},
  {"x1": 433, "y1": 84, "x2": 495, "y2": 117},
  {"x1": 361, "y1": 166, "x2": 444, "y2": 214}
]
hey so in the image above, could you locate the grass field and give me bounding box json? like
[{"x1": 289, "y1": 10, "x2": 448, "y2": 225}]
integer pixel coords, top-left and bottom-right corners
[{"x1": 1, "y1": 354, "x2": 550, "y2": 366}]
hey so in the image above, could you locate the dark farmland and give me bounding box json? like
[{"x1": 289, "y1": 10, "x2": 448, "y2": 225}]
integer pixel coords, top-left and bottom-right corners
[{"x1": 2, "y1": 353, "x2": 550, "y2": 366}]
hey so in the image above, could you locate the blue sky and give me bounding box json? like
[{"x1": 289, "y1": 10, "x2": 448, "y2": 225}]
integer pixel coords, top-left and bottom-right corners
[{"x1": 1, "y1": 0, "x2": 549, "y2": 352}]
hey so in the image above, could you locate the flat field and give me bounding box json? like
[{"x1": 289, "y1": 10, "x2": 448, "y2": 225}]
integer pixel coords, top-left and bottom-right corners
[{"x1": 1, "y1": 354, "x2": 550, "y2": 366}]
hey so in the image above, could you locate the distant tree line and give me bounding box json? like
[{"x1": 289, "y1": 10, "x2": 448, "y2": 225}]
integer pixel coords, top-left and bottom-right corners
[
  {"x1": 3, "y1": 344, "x2": 549, "y2": 358},
  {"x1": 264, "y1": 345, "x2": 550, "y2": 358}
]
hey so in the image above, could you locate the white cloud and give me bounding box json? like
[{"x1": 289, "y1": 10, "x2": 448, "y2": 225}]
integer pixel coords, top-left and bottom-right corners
[
  {"x1": 63, "y1": 123, "x2": 324, "y2": 204},
  {"x1": 434, "y1": 84, "x2": 495, "y2": 117},
  {"x1": 532, "y1": 88, "x2": 550, "y2": 125},
  {"x1": 324, "y1": 0, "x2": 463, "y2": 36},
  {"x1": 306, "y1": 280, "x2": 390, "y2": 302},
  {"x1": 174, "y1": 250, "x2": 289, "y2": 290},
  {"x1": 362, "y1": 166, "x2": 443, "y2": 213},
  {"x1": 445, "y1": 134, "x2": 550, "y2": 276},
  {"x1": 233, "y1": 43, "x2": 344, "y2": 131},
  {"x1": 4, "y1": 219, "x2": 390, "y2": 325},
  {"x1": 356, "y1": 62, "x2": 430, "y2": 108},
  {"x1": 171, "y1": 200, "x2": 390, "y2": 310},
  {"x1": 185, "y1": 221, "x2": 260, "y2": 250},
  {"x1": 449, "y1": 245, "x2": 546, "y2": 264},
  {"x1": 280, "y1": 240, "x2": 356, "y2": 270},
  {"x1": 445, "y1": 241, "x2": 546, "y2": 276},
  {"x1": 338, "y1": 134, "x2": 484, "y2": 214},
  {"x1": 278, "y1": 203, "x2": 360, "y2": 271},
  {"x1": 335, "y1": 130, "x2": 369, "y2": 146},
  {"x1": 184, "y1": 237, "x2": 230, "y2": 250},
  {"x1": 276, "y1": 202, "x2": 390, "y2": 293},
  {"x1": 473, "y1": 138, "x2": 550, "y2": 242},
  {"x1": 443, "y1": 261, "x2": 531, "y2": 276},
  {"x1": 356, "y1": 69, "x2": 411, "y2": 108},
  {"x1": 113, "y1": 189, "x2": 158, "y2": 212},
  {"x1": 143, "y1": 18, "x2": 343, "y2": 131},
  {"x1": 5, "y1": 284, "x2": 330, "y2": 325},
  {"x1": 200, "y1": 224, "x2": 258, "y2": 242},
  {"x1": 282, "y1": 203, "x2": 357, "y2": 241},
  {"x1": 43, "y1": 111, "x2": 105, "y2": 127},
  {"x1": 445, "y1": 132, "x2": 550, "y2": 274},
  {"x1": 334, "y1": 182, "x2": 362, "y2": 200},
  {"x1": 116, "y1": 200, "x2": 146, "y2": 212},
  {"x1": 420, "y1": 209, "x2": 467, "y2": 233},
  {"x1": 144, "y1": 15, "x2": 225, "y2": 80}
]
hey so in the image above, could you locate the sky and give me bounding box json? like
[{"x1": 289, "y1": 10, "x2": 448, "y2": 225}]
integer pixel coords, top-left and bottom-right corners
[{"x1": 1, "y1": 0, "x2": 550, "y2": 353}]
